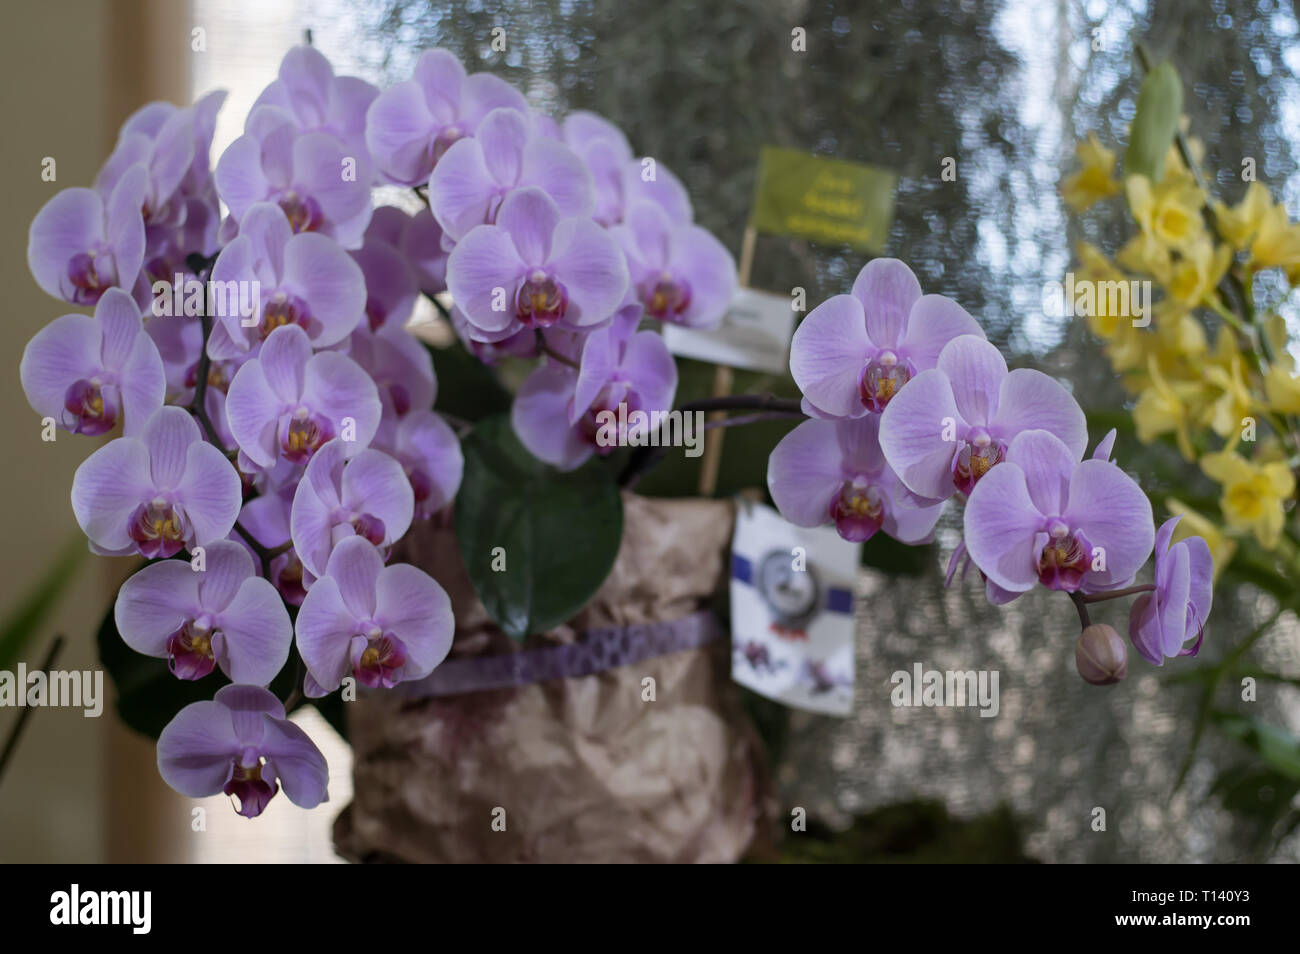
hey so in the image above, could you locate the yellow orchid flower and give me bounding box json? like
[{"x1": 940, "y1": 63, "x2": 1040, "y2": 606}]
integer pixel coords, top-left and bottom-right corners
[
  {"x1": 1212, "y1": 181, "x2": 1272, "y2": 251},
  {"x1": 1264, "y1": 358, "x2": 1300, "y2": 415},
  {"x1": 1073, "y1": 243, "x2": 1150, "y2": 371},
  {"x1": 1063, "y1": 134, "x2": 1122, "y2": 211},
  {"x1": 1162, "y1": 236, "x2": 1232, "y2": 314},
  {"x1": 1202, "y1": 329, "x2": 1257, "y2": 438},
  {"x1": 1250, "y1": 201, "x2": 1300, "y2": 270},
  {"x1": 1134, "y1": 355, "x2": 1201, "y2": 458},
  {"x1": 1126, "y1": 173, "x2": 1206, "y2": 252},
  {"x1": 1165, "y1": 498, "x2": 1236, "y2": 580},
  {"x1": 1200, "y1": 447, "x2": 1295, "y2": 549}
]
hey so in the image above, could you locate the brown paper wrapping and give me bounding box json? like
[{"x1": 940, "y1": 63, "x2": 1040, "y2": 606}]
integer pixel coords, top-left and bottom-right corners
[{"x1": 333, "y1": 493, "x2": 772, "y2": 863}]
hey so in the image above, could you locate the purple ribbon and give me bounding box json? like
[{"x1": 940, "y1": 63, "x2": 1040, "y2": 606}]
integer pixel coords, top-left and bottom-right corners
[{"x1": 396, "y1": 610, "x2": 724, "y2": 699}]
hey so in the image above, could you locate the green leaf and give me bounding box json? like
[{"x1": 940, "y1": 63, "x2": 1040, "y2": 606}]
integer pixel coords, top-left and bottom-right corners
[
  {"x1": 0, "y1": 536, "x2": 86, "y2": 671},
  {"x1": 1212, "y1": 711, "x2": 1300, "y2": 780},
  {"x1": 860, "y1": 532, "x2": 935, "y2": 577},
  {"x1": 455, "y1": 415, "x2": 623, "y2": 639},
  {"x1": 426, "y1": 340, "x2": 512, "y2": 422},
  {"x1": 1125, "y1": 60, "x2": 1184, "y2": 182}
]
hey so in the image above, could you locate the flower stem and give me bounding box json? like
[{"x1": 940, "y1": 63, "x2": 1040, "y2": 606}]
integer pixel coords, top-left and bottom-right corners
[
  {"x1": 0, "y1": 635, "x2": 63, "y2": 787},
  {"x1": 1068, "y1": 591, "x2": 1091, "y2": 629},
  {"x1": 1080, "y1": 583, "x2": 1155, "y2": 604},
  {"x1": 535, "y1": 330, "x2": 579, "y2": 369},
  {"x1": 618, "y1": 394, "x2": 805, "y2": 489}
]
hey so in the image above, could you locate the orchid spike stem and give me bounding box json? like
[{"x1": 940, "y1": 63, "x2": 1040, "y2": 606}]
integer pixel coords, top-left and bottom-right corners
[
  {"x1": 535, "y1": 330, "x2": 579, "y2": 369},
  {"x1": 1080, "y1": 583, "x2": 1156, "y2": 604}
]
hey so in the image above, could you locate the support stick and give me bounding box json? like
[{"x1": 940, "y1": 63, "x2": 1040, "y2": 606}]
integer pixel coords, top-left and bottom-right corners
[{"x1": 697, "y1": 224, "x2": 757, "y2": 496}]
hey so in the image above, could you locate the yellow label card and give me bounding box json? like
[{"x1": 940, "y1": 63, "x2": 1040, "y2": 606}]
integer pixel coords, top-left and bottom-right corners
[{"x1": 750, "y1": 146, "x2": 896, "y2": 253}]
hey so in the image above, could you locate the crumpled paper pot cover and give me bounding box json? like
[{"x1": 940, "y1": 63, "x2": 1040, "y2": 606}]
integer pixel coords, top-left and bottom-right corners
[{"x1": 333, "y1": 493, "x2": 773, "y2": 863}]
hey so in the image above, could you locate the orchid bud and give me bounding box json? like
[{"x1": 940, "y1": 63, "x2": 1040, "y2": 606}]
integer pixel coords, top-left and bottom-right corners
[{"x1": 1075, "y1": 623, "x2": 1128, "y2": 685}]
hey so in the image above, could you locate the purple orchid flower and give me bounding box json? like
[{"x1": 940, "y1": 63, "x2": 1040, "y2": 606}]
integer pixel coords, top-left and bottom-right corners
[
  {"x1": 206, "y1": 202, "x2": 366, "y2": 358},
  {"x1": 28, "y1": 166, "x2": 147, "y2": 305},
  {"x1": 789, "y1": 258, "x2": 986, "y2": 420},
  {"x1": 98, "y1": 91, "x2": 226, "y2": 203},
  {"x1": 215, "y1": 105, "x2": 372, "y2": 249},
  {"x1": 946, "y1": 433, "x2": 1119, "y2": 607},
  {"x1": 224, "y1": 324, "x2": 382, "y2": 470},
  {"x1": 157, "y1": 684, "x2": 328, "y2": 818},
  {"x1": 364, "y1": 48, "x2": 528, "y2": 186},
  {"x1": 350, "y1": 227, "x2": 418, "y2": 332},
  {"x1": 962, "y1": 429, "x2": 1154, "y2": 598},
  {"x1": 879, "y1": 334, "x2": 1089, "y2": 500},
  {"x1": 430, "y1": 106, "x2": 595, "y2": 243},
  {"x1": 560, "y1": 112, "x2": 694, "y2": 226},
  {"x1": 347, "y1": 323, "x2": 436, "y2": 421},
  {"x1": 767, "y1": 413, "x2": 944, "y2": 544},
  {"x1": 561, "y1": 111, "x2": 635, "y2": 226},
  {"x1": 236, "y1": 487, "x2": 313, "y2": 606},
  {"x1": 71, "y1": 405, "x2": 242, "y2": 558},
  {"x1": 95, "y1": 103, "x2": 196, "y2": 229},
  {"x1": 372, "y1": 409, "x2": 463, "y2": 519},
  {"x1": 446, "y1": 186, "x2": 629, "y2": 340},
  {"x1": 513, "y1": 312, "x2": 676, "y2": 470},
  {"x1": 365, "y1": 205, "x2": 448, "y2": 295},
  {"x1": 295, "y1": 536, "x2": 453, "y2": 693},
  {"x1": 20, "y1": 287, "x2": 164, "y2": 436},
  {"x1": 250, "y1": 45, "x2": 378, "y2": 168},
  {"x1": 115, "y1": 540, "x2": 293, "y2": 684},
  {"x1": 612, "y1": 200, "x2": 735, "y2": 329},
  {"x1": 289, "y1": 439, "x2": 414, "y2": 580},
  {"x1": 400, "y1": 207, "x2": 449, "y2": 295},
  {"x1": 449, "y1": 304, "x2": 535, "y2": 363},
  {"x1": 1129, "y1": 516, "x2": 1213, "y2": 665}
]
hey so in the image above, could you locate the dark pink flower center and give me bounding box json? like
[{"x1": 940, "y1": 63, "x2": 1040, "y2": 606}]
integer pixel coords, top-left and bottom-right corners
[
  {"x1": 407, "y1": 464, "x2": 433, "y2": 506},
  {"x1": 515, "y1": 270, "x2": 568, "y2": 328},
  {"x1": 1036, "y1": 520, "x2": 1091, "y2": 591},
  {"x1": 279, "y1": 410, "x2": 334, "y2": 463},
  {"x1": 165, "y1": 618, "x2": 218, "y2": 680},
  {"x1": 62, "y1": 379, "x2": 119, "y2": 435},
  {"x1": 952, "y1": 429, "x2": 1006, "y2": 495},
  {"x1": 277, "y1": 191, "x2": 324, "y2": 233},
  {"x1": 224, "y1": 757, "x2": 278, "y2": 818},
  {"x1": 184, "y1": 359, "x2": 233, "y2": 394},
  {"x1": 640, "y1": 272, "x2": 692, "y2": 321},
  {"x1": 349, "y1": 511, "x2": 387, "y2": 546},
  {"x1": 577, "y1": 382, "x2": 637, "y2": 453},
  {"x1": 353, "y1": 630, "x2": 408, "y2": 689},
  {"x1": 275, "y1": 553, "x2": 308, "y2": 606},
  {"x1": 829, "y1": 478, "x2": 884, "y2": 542},
  {"x1": 127, "y1": 499, "x2": 189, "y2": 559},
  {"x1": 365, "y1": 296, "x2": 388, "y2": 332},
  {"x1": 858, "y1": 350, "x2": 911, "y2": 412},
  {"x1": 66, "y1": 251, "x2": 110, "y2": 305},
  {"x1": 261, "y1": 292, "x2": 312, "y2": 339},
  {"x1": 387, "y1": 382, "x2": 411, "y2": 416}
]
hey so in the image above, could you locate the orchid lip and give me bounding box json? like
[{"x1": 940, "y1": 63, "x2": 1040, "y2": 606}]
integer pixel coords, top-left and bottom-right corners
[
  {"x1": 640, "y1": 273, "x2": 692, "y2": 321},
  {"x1": 62, "y1": 378, "x2": 119, "y2": 435},
  {"x1": 952, "y1": 435, "x2": 1006, "y2": 495},
  {"x1": 515, "y1": 271, "x2": 568, "y2": 328},
  {"x1": 829, "y1": 476, "x2": 885, "y2": 543},
  {"x1": 858, "y1": 350, "x2": 913, "y2": 412}
]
